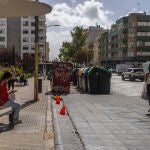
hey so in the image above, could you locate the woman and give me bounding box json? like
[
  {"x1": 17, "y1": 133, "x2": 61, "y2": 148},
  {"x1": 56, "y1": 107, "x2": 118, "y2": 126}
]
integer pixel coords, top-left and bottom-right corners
[
  {"x1": 0, "y1": 71, "x2": 22, "y2": 124},
  {"x1": 145, "y1": 64, "x2": 150, "y2": 112}
]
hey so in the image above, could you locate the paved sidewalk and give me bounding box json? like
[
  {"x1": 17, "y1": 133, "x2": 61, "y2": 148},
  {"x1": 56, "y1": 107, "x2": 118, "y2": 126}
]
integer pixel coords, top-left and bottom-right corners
[
  {"x1": 0, "y1": 78, "x2": 54, "y2": 150},
  {"x1": 62, "y1": 93, "x2": 150, "y2": 150}
]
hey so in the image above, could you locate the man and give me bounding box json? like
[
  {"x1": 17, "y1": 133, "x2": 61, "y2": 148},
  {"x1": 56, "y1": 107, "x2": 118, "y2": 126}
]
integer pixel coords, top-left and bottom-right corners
[{"x1": 8, "y1": 66, "x2": 16, "y2": 90}]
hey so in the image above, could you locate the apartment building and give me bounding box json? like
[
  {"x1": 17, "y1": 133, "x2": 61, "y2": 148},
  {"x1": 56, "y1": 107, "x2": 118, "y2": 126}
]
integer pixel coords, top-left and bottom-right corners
[
  {"x1": 99, "y1": 12, "x2": 150, "y2": 68},
  {"x1": 85, "y1": 25, "x2": 106, "y2": 64},
  {"x1": 0, "y1": 18, "x2": 7, "y2": 49},
  {"x1": 0, "y1": 15, "x2": 47, "y2": 63}
]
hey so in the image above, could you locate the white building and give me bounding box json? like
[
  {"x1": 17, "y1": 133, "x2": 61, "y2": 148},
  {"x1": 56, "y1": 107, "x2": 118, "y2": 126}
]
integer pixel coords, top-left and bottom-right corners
[
  {"x1": 0, "y1": 18, "x2": 7, "y2": 48},
  {"x1": 0, "y1": 15, "x2": 48, "y2": 62}
]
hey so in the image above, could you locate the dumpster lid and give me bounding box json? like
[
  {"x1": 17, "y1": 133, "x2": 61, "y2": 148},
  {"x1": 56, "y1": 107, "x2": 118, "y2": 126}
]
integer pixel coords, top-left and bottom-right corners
[{"x1": 88, "y1": 66, "x2": 111, "y2": 77}]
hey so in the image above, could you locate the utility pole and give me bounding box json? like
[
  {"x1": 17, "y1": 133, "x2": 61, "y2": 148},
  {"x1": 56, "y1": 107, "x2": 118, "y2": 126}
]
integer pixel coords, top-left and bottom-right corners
[{"x1": 34, "y1": 0, "x2": 39, "y2": 101}]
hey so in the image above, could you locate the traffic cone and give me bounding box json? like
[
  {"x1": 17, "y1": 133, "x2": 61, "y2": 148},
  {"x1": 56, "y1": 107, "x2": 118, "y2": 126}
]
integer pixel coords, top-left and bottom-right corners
[
  {"x1": 56, "y1": 95, "x2": 60, "y2": 104},
  {"x1": 59, "y1": 105, "x2": 66, "y2": 115}
]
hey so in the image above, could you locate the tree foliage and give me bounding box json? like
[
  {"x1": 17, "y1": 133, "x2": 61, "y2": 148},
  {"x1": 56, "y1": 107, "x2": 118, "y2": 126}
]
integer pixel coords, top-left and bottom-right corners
[
  {"x1": 0, "y1": 47, "x2": 21, "y2": 67},
  {"x1": 59, "y1": 26, "x2": 93, "y2": 64}
]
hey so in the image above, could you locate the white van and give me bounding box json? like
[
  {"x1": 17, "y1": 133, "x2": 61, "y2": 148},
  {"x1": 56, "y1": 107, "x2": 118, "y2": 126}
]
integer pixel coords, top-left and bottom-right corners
[
  {"x1": 116, "y1": 64, "x2": 133, "y2": 75},
  {"x1": 142, "y1": 62, "x2": 150, "y2": 73}
]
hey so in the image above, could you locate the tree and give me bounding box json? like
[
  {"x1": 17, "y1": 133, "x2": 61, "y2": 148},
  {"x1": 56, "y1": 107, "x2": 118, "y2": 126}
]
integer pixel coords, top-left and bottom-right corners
[
  {"x1": 0, "y1": 47, "x2": 21, "y2": 67},
  {"x1": 59, "y1": 26, "x2": 93, "y2": 64},
  {"x1": 59, "y1": 42, "x2": 74, "y2": 61}
]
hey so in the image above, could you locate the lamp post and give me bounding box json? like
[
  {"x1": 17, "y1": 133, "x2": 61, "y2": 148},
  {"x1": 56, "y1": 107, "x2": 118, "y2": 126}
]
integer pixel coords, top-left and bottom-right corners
[
  {"x1": 44, "y1": 24, "x2": 60, "y2": 78},
  {"x1": 34, "y1": 0, "x2": 52, "y2": 101}
]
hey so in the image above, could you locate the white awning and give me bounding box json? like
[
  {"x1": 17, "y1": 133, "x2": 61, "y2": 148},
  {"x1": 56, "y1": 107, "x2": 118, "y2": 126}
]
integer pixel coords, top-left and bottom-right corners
[{"x1": 0, "y1": 0, "x2": 52, "y2": 18}]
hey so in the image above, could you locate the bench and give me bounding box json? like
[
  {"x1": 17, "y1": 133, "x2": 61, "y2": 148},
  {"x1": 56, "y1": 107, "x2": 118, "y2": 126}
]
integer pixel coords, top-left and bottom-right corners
[
  {"x1": 0, "y1": 106, "x2": 13, "y2": 126},
  {"x1": 15, "y1": 77, "x2": 28, "y2": 86},
  {"x1": 0, "y1": 106, "x2": 12, "y2": 117}
]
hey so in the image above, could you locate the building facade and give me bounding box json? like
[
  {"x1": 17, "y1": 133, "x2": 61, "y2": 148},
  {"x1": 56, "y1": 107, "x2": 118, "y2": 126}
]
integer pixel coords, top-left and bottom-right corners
[
  {"x1": 85, "y1": 25, "x2": 106, "y2": 64},
  {"x1": 99, "y1": 12, "x2": 150, "y2": 68},
  {"x1": 0, "y1": 15, "x2": 48, "y2": 63}
]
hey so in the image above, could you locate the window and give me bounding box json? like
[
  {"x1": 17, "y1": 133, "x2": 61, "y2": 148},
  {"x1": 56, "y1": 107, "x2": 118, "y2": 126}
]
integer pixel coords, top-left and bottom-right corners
[
  {"x1": 137, "y1": 32, "x2": 145, "y2": 36},
  {"x1": 0, "y1": 20, "x2": 5, "y2": 26},
  {"x1": 39, "y1": 22, "x2": 45, "y2": 26},
  {"x1": 128, "y1": 22, "x2": 136, "y2": 27},
  {"x1": 23, "y1": 45, "x2": 29, "y2": 50},
  {"x1": 133, "y1": 68, "x2": 143, "y2": 72},
  {"x1": 145, "y1": 42, "x2": 150, "y2": 46},
  {"x1": 137, "y1": 41, "x2": 144, "y2": 46},
  {"x1": 31, "y1": 30, "x2": 35, "y2": 34},
  {"x1": 23, "y1": 37, "x2": 29, "y2": 42},
  {"x1": 146, "y1": 32, "x2": 150, "y2": 36},
  {"x1": 31, "y1": 22, "x2": 35, "y2": 26},
  {"x1": 0, "y1": 45, "x2": 5, "y2": 48},
  {"x1": 128, "y1": 33, "x2": 135, "y2": 37},
  {"x1": 23, "y1": 30, "x2": 29, "y2": 34},
  {"x1": 31, "y1": 46, "x2": 35, "y2": 50},
  {"x1": 31, "y1": 37, "x2": 35, "y2": 42},
  {"x1": 23, "y1": 21, "x2": 29, "y2": 26},
  {"x1": 0, "y1": 37, "x2": 5, "y2": 41},
  {"x1": 0, "y1": 28, "x2": 5, "y2": 34}
]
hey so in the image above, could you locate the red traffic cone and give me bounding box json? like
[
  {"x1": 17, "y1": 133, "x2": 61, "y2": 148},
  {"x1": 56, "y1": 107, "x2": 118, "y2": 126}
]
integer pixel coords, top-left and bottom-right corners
[
  {"x1": 59, "y1": 105, "x2": 66, "y2": 115},
  {"x1": 56, "y1": 95, "x2": 60, "y2": 104}
]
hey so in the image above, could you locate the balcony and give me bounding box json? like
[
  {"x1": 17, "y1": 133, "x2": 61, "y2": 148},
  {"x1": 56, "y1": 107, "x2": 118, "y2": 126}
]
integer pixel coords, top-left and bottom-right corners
[
  {"x1": 137, "y1": 26, "x2": 150, "y2": 32},
  {"x1": 136, "y1": 36, "x2": 150, "y2": 41}
]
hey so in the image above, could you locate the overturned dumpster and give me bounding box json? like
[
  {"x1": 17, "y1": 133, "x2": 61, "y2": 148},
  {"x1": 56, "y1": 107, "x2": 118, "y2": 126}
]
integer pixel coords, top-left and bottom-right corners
[{"x1": 88, "y1": 66, "x2": 111, "y2": 94}]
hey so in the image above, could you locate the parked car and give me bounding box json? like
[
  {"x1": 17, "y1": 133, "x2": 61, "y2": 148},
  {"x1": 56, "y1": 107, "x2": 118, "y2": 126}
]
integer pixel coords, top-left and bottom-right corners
[{"x1": 121, "y1": 68, "x2": 144, "y2": 81}]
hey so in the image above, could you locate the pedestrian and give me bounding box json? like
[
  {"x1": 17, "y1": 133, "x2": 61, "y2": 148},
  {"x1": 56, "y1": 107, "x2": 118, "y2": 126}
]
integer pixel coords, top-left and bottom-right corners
[
  {"x1": 144, "y1": 64, "x2": 150, "y2": 112},
  {"x1": 8, "y1": 65, "x2": 16, "y2": 90},
  {"x1": 0, "y1": 71, "x2": 22, "y2": 124}
]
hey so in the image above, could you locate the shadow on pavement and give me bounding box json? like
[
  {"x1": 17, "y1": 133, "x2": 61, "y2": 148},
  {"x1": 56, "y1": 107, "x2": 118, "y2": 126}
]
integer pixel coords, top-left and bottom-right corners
[
  {"x1": 145, "y1": 113, "x2": 150, "y2": 117},
  {"x1": 0, "y1": 123, "x2": 14, "y2": 133},
  {"x1": 21, "y1": 99, "x2": 36, "y2": 109}
]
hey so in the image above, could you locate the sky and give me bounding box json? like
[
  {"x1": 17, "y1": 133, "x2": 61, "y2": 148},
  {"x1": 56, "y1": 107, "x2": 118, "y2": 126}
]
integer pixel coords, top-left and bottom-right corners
[{"x1": 42, "y1": 0, "x2": 150, "y2": 60}]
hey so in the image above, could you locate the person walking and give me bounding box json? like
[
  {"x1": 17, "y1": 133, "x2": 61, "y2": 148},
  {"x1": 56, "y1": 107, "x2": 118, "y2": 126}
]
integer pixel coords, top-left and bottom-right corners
[
  {"x1": 8, "y1": 65, "x2": 16, "y2": 90},
  {"x1": 145, "y1": 64, "x2": 150, "y2": 112},
  {"x1": 0, "y1": 71, "x2": 22, "y2": 124}
]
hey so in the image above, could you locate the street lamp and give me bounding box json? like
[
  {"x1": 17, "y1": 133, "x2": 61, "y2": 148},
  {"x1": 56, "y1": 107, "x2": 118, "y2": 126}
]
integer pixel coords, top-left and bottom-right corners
[
  {"x1": 34, "y1": 0, "x2": 52, "y2": 101},
  {"x1": 44, "y1": 24, "x2": 60, "y2": 78}
]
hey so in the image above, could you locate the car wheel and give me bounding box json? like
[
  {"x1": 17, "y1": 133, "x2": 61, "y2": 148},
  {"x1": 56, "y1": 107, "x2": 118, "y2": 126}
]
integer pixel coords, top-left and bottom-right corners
[
  {"x1": 122, "y1": 75, "x2": 125, "y2": 80},
  {"x1": 129, "y1": 76, "x2": 132, "y2": 81}
]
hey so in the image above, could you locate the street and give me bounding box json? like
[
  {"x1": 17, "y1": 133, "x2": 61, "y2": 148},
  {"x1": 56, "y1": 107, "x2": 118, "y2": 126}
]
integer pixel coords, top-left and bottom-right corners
[
  {"x1": 111, "y1": 73, "x2": 144, "y2": 97},
  {"x1": 60, "y1": 74, "x2": 150, "y2": 150}
]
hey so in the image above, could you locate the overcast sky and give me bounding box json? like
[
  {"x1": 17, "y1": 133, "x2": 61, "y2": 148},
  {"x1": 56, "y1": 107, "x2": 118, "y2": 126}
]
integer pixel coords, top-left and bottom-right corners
[{"x1": 42, "y1": 0, "x2": 150, "y2": 60}]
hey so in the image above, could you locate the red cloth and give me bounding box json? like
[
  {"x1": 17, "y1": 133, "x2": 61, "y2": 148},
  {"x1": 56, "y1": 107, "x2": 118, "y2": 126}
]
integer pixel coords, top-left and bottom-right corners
[{"x1": 0, "y1": 80, "x2": 9, "y2": 105}]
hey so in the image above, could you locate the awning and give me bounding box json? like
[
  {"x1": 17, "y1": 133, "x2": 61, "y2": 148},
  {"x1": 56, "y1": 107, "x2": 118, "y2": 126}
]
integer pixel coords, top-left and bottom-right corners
[{"x1": 0, "y1": 0, "x2": 52, "y2": 18}]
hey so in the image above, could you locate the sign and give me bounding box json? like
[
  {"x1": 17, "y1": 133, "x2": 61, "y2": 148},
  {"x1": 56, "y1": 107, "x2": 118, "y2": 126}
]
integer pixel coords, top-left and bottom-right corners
[{"x1": 52, "y1": 62, "x2": 72, "y2": 93}]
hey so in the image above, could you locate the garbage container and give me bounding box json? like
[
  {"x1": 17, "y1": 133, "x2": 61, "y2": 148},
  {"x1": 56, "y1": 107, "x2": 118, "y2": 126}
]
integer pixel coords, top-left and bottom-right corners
[
  {"x1": 38, "y1": 77, "x2": 42, "y2": 93},
  {"x1": 88, "y1": 67, "x2": 111, "y2": 94},
  {"x1": 72, "y1": 68, "x2": 77, "y2": 85},
  {"x1": 83, "y1": 67, "x2": 91, "y2": 92},
  {"x1": 78, "y1": 68, "x2": 84, "y2": 90}
]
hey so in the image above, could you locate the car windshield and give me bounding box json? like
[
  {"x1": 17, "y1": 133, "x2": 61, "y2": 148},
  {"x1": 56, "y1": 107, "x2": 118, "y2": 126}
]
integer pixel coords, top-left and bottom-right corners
[{"x1": 133, "y1": 69, "x2": 143, "y2": 72}]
